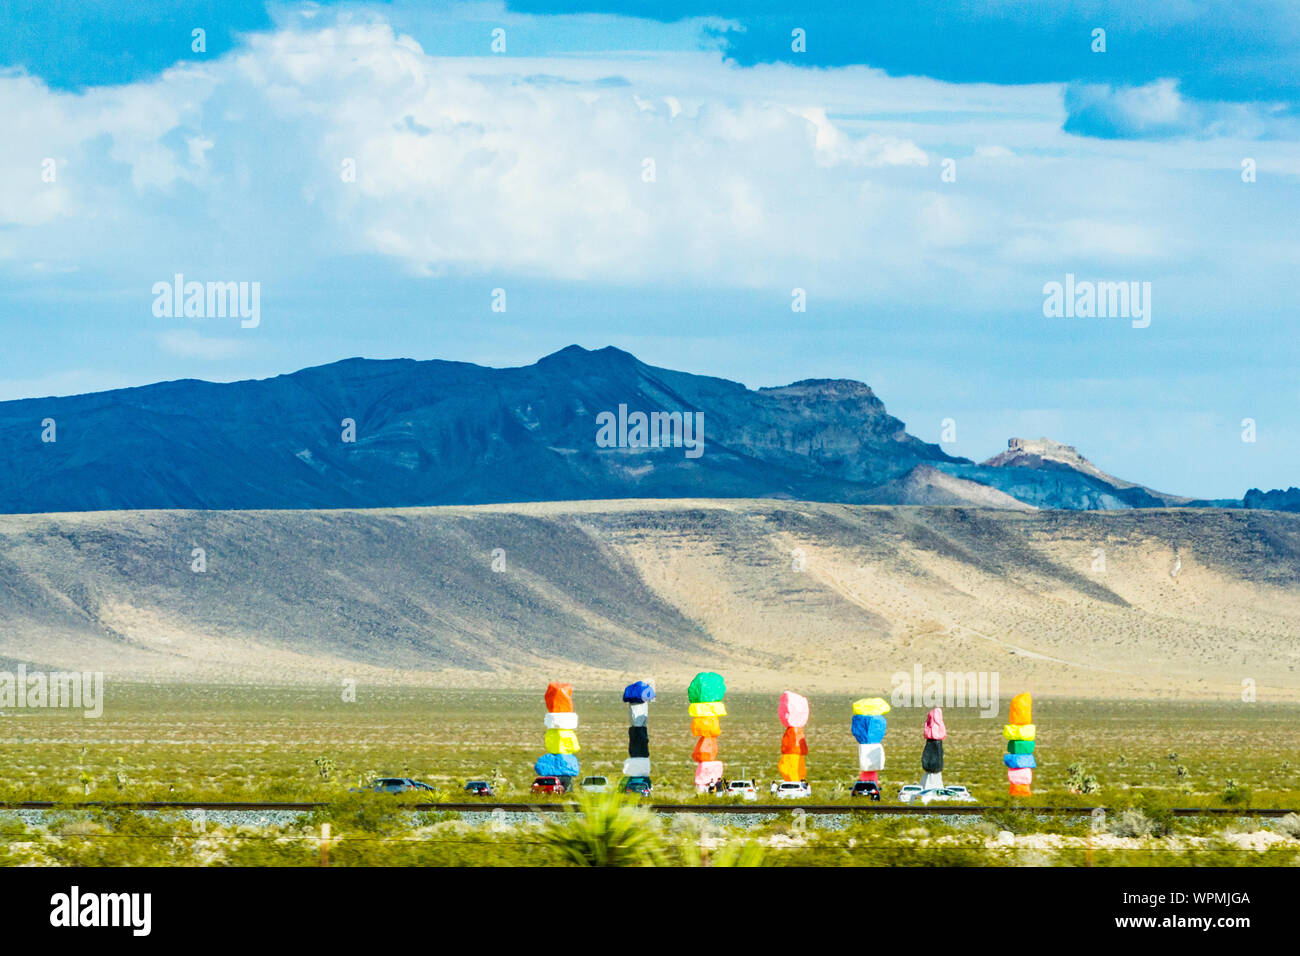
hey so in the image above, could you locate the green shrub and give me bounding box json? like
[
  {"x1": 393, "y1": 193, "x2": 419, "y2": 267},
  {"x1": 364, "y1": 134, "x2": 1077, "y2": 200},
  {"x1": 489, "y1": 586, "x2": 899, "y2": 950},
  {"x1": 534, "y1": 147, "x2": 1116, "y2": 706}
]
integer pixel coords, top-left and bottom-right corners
[
  {"x1": 1221, "y1": 779, "x2": 1251, "y2": 806},
  {"x1": 537, "y1": 792, "x2": 665, "y2": 866},
  {"x1": 1066, "y1": 763, "x2": 1102, "y2": 794},
  {"x1": 303, "y1": 793, "x2": 412, "y2": 836}
]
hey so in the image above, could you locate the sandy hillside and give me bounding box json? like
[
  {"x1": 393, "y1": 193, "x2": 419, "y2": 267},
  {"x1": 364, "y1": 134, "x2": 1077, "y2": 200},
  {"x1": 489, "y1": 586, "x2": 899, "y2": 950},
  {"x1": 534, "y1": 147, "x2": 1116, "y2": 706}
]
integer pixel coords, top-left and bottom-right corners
[{"x1": 0, "y1": 500, "x2": 1297, "y2": 699}]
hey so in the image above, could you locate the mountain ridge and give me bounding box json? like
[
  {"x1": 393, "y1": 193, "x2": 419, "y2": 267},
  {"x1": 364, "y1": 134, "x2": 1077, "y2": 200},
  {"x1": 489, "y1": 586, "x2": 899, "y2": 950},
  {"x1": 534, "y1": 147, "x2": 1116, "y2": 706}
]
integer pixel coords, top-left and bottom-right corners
[
  {"x1": 0, "y1": 346, "x2": 1281, "y2": 514},
  {"x1": 0, "y1": 345, "x2": 963, "y2": 514}
]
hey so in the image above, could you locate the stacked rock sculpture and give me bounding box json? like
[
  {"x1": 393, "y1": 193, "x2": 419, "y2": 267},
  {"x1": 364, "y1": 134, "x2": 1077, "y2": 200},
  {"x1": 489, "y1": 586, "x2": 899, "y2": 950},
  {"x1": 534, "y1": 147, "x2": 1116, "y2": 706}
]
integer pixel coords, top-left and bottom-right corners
[
  {"x1": 921, "y1": 706, "x2": 946, "y2": 791},
  {"x1": 1002, "y1": 692, "x2": 1035, "y2": 796},
  {"x1": 851, "y1": 696, "x2": 891, "y2": 784},
  {"x1": 687, "y1": 671, "x2": 727, "y2": 792},
  {"x1": 534, "y1": 681, "x2": 580, "y2": 786},
  {"x1": 777, "y1": 691, "x2": 810, "y2": 782},
  {"x1": 622, "y1": 679, "x2": 655, "y2": 779}
]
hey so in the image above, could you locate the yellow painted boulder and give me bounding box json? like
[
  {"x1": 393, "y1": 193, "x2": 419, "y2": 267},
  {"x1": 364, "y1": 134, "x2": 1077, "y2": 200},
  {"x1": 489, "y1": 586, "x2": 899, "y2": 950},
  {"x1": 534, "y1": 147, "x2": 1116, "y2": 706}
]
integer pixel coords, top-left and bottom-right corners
[
  {"x1": 851, "y1": 697, "x2": 891, "y2": 716},
  {"x1": 1001, "y1": 723, "x2": 1036, "y2": 741},
  {"x1": 688, "y1": 702, "x2": 727, "y2": 718},
  {"x1": 544, "y1": 728, "x2": 580, "y2": 754},
  {"x1": 777, "y1": 754, "x2": 806, "y2": 781}
]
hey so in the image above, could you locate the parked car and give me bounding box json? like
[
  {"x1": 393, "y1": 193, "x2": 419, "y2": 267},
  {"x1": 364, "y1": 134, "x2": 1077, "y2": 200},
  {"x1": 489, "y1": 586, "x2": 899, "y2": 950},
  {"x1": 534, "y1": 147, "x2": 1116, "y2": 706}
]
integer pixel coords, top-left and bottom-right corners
[
  {"x1": 725, "y1": 779, "x2": 758, "y2": 801},
  {"x1": 351, "y1": 777, "x2": 438, "y2": 794},
  {"x1": 899, "y1": 784, "x2": 976, "y2": 803},
  {"x1": 463, "y1": 780, "x2": 495, "y2": 797},
  {"x1": 774, "y1": 780, "x2": 813, "y2": 799},
  {"x1": 850, "y1": 781, "x2": 881, "y2": 801},
  {"x1": 621, "y1": 775, "x2": 653, "y2": 796},
  {"x1": 530, "y1": 776, "x2": 567, "y2": 795},
  {"x1": 580, "y1": 775, "x2": 609, "y2": 793},
  {"x1": 925, "y1": 787, "x2": 976, "y2": 803}
]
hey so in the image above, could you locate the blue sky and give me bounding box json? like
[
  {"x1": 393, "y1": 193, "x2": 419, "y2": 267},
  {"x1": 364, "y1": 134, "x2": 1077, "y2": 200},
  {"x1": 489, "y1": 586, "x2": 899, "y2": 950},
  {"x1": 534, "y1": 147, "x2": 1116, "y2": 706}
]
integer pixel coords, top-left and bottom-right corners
[{"x1": 1, "y1": 1, "x2": 1298, "y2": 498}]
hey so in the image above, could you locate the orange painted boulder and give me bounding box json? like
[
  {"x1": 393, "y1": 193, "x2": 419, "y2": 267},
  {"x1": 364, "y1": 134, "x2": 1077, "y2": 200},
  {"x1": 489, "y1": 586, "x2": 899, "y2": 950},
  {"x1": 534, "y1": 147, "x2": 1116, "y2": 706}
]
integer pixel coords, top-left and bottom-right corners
[
  {"x1": 690, "y1": 716, "x2": 721, "y2": 738},
  {"x1": 781, "y1": 726, "x2": 808, "y2": 755},
  {"x1": 692, "y1": 736, "x2": 719, "y2": 762},
  {"x1": 1008, "y1": 692, "x2": 1032, "y2": 726},
  {"x1": 544, "y1": 682, "x2": 574, "y2": 713}
]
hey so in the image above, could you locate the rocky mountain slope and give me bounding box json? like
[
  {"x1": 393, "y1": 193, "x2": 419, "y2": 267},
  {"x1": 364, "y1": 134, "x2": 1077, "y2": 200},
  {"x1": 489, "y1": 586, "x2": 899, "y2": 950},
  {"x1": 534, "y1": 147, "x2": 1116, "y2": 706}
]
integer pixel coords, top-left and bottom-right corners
[
  {"x1": 936, "y1": 437, "x2": 1226, "y2": 510},
  {"x1": 1244, "y1": 487, "x2": 1300, "y2": 512},
  {"x1": 0, "y1": 346, "x2": 960, "y2": 513},
  {"x1": 864, "y1": 464, "x2": 1036, "y2": 510}
]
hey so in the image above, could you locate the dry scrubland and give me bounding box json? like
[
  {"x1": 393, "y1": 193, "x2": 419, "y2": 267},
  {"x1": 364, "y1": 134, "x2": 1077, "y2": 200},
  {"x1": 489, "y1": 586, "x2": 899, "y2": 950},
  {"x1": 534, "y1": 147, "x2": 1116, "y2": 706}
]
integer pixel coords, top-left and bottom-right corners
[
  {"x1": 1, "y1": 501, "x2": 1299, "y2": 698},
  {"x1": 4, "y1": 801, "x2": 1298, "y2": 867},
  {"x1": 0, "y1": 685, "x2": 1299, "y2": 866},
  {"x1": 2, "y1": 685, "x2": 1297, "y2": 805},
  {"x1": 2, "y1": 499, "x2": 1298, "y2": 864}
]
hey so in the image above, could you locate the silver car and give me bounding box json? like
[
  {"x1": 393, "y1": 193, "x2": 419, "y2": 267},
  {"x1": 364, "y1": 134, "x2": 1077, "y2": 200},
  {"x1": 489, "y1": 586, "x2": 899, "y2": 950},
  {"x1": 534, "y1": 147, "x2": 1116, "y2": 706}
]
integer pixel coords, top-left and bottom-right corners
[
  {"x1": 899, "y1": 785, "x2": 975, "y2": 803},
  {"x1": 773, "y1": 780, "x2": 812, "y2": 799}
]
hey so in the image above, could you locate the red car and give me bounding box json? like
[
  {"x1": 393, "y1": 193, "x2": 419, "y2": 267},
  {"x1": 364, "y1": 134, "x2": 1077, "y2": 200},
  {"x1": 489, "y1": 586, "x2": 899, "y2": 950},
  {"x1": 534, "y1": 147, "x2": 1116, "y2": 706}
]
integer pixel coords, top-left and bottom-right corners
[{"x1": 530, "y1": 775, "x2": 567, "y2": 795}]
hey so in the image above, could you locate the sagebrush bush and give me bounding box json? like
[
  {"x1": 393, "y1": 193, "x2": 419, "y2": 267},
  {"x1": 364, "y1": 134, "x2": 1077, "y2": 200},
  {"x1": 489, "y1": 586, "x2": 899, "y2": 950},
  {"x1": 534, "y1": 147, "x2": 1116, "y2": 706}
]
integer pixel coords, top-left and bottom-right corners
[{"x1": 1109, "y1": 808, "x2": 1154, "y2": 838}]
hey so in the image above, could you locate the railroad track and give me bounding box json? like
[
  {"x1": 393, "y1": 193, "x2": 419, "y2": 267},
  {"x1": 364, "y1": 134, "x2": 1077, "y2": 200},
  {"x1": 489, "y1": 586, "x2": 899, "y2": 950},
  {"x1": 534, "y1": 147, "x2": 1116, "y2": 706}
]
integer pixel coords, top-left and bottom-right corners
[{"x1": 0, "y1": 801, "x2": 1293, "y2": 817}]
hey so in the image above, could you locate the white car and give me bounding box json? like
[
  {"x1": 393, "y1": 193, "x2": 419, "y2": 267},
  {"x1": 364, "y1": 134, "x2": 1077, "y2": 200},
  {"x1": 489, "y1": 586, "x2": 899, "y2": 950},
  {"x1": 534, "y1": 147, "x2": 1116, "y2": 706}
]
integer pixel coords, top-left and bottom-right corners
[
  {"x1": 898, "y1": 784, "x2": 975, "y2": 803},
  {"x1": 773, "y1": 780, "x2": 813, "y2": 799},
  {"x1": 579, "y1": 775, "x2": 608, "y2": 793},
  {"x1": 724, "y1": 779, "x2": 758, "y2": 801}
]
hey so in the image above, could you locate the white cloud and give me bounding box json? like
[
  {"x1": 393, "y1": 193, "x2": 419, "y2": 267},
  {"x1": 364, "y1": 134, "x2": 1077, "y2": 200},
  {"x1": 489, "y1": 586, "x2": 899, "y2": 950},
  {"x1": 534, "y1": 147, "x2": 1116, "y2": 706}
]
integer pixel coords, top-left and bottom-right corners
[
  {"x1": 798, "y1": 107, "x2": 929, "y2": 167},
  {"x1": 157, "y1": 329, "x2": 250, "y2": 360},
  {"x1": 0, "y1": 15, "x2": 1297, "y2": 312}
]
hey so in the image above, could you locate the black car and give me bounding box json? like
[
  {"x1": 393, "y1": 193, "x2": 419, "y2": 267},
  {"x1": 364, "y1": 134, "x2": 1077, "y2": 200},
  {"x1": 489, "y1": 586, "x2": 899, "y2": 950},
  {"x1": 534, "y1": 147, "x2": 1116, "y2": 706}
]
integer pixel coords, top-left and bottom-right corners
[
  {"x1": 850, "y1": 781, "x2": 881, "y2": 801},
  {"x1": 351, "y1": 777, "x2": 438, "y2": 794},
  {"x1": 463, "y1": 780, "x2": 495, "y2": 797}
]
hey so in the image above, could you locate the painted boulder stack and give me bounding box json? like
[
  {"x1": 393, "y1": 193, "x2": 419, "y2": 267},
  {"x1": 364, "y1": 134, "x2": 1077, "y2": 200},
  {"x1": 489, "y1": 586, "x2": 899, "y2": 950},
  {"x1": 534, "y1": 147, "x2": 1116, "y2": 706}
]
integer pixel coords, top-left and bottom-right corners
[
  {"x1": 1002, "y1": 692, "x2": 1036, "y2": 796},
  {"x1": 851, "y1": 696, "x2": 891, "y2": 784},
  {"x1": 534, "y1": 682, "x2": 580, "y2": 784},
  {"x1": 777, "y1": 691, "x2": 810, "y2": 781},
  {"x1": 921, "y1": 706, "x2": 946, "y2": 790},
  {"x1": 687, "y1": 671, "x2": 727, "y2": 791},
  {"x1": 622, "y1": 679, "x2": 656, "y2": 778}
]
